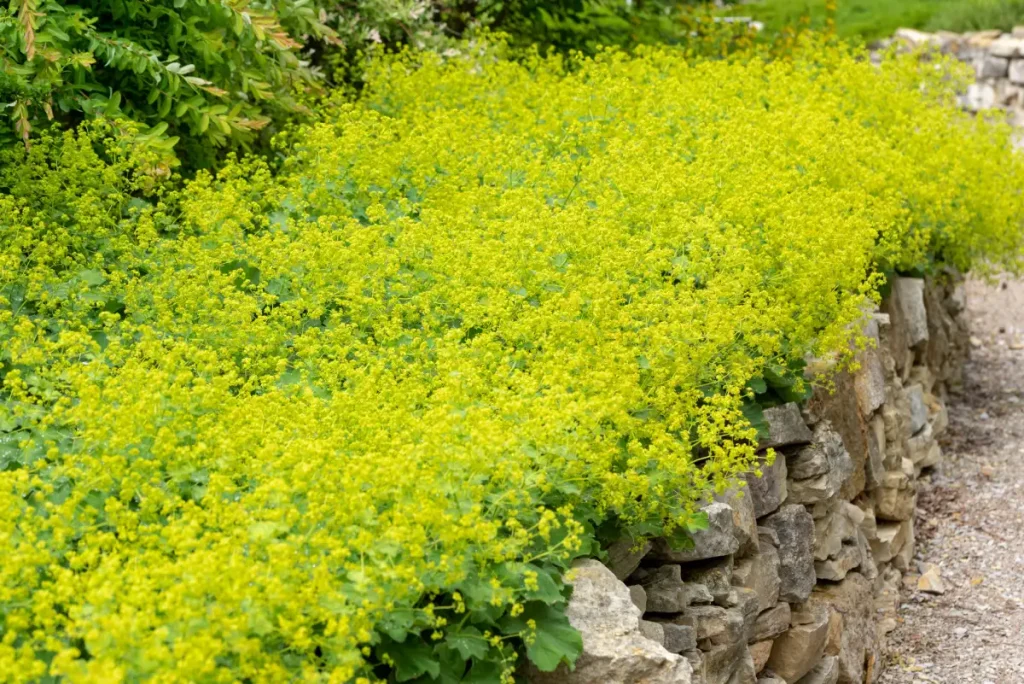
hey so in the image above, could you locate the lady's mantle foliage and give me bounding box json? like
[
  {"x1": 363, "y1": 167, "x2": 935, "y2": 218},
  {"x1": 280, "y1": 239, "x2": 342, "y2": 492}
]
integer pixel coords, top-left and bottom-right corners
[{"x1": 0, "y1": 40, "x2": 1022, "y2": 682}]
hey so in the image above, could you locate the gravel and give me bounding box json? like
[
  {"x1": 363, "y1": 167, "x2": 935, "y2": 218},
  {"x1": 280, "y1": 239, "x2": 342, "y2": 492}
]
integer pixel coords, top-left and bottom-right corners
[{"x1": 879, "y1": 277, "x2": 1024, "y2": 684}]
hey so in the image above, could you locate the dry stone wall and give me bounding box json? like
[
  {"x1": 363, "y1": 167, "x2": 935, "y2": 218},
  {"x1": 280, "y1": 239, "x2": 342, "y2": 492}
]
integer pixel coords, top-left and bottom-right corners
[
  {"x1": 529, "y1": 275, "x2": 969, "y2": 684},
  {"x1": 884, "y1": 27, "x2": 1024, "y2": 129}
]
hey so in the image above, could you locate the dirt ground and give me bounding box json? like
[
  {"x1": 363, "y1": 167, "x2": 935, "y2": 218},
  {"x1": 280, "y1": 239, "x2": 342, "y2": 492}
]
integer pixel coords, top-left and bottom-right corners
[{"x1": 879, "y1": 277, "x2": 1024, "y2": 684}]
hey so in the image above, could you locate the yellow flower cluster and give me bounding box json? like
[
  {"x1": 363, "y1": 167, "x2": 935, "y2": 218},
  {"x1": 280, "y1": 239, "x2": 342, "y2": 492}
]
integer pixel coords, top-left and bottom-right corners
[{"x1": 1, "y1": 39, "x2": 1022, "y2": 682}]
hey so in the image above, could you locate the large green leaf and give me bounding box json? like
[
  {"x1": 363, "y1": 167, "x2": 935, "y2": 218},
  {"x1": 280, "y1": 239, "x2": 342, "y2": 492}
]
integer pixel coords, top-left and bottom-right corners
[
  {"x1": 525, "y1": 603, "x2": 582, "y2": 672},
  {"x1": 383, "y1": 638, "x2": 441, "y2": 682},
  {"x1": 446, "y1": 627, "x2": 489, "y2": 662},
  {"x1": 501, "y1": 602, "x2": 582, "y2": 673}
]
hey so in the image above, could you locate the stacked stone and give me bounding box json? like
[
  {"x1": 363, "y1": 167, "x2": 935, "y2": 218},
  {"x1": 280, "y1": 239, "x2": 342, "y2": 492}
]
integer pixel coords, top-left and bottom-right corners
[
  {"x1": 529, "y1": 276, "x2": 969, "y2": 684},
  {"x1": 883, "y1": 27, "x2": 1024, "y2": 127}
]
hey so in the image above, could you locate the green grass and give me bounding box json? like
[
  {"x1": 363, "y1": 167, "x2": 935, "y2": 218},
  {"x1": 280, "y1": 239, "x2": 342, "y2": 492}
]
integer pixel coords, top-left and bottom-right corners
[
  {"x1": 724, "y1": 0, "x2": 1024, "y2": 42},
  {"x1": 927, "y1": 0, "x2": 1024, "y2": 32}
]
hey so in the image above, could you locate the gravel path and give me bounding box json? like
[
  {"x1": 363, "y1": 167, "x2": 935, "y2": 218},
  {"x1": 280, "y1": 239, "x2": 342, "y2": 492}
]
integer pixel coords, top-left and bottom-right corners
[{"x1": 880, "y1": 277, "x2": 1024, "y2": 684}]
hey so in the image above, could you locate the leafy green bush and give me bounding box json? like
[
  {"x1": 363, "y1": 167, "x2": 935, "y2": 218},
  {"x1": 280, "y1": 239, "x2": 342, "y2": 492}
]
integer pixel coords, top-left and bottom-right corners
[
  {"x1": 0, "y1": 0, "x2": 338, "y2": 167},
  {"x1": 2, "y1": 39, "x2": 1023, "y2": 682},
  {"x1": 0, "y1": 1, "x2": 752, "y2": 168}
]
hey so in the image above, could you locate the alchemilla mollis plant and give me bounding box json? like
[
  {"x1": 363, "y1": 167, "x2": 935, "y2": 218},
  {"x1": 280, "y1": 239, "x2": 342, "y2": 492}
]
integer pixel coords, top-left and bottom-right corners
[{"x1": 1, "y1": 38, "x2": 1022, "y2": 682}]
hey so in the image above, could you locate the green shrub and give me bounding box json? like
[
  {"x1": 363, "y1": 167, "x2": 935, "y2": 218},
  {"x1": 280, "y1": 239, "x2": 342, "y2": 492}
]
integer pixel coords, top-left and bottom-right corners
[
  {"x1": 0, "y1": 1, "x2": 754, "y2": 169},
  {"x1": 0, "y1": 0, "x2": 338, "y2": 168},
  {"x1": 1, "y1": 39, "x2": 1022, "y2": 682}
]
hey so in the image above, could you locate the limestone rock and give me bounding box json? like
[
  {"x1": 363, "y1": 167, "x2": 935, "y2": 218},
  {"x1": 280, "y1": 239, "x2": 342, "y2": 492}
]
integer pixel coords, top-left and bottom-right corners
[
  {"x1": 765, "y1": 604, "x2": 829, "y2": 683},
  {"x1": 808, "y1": 573, "x2": 877, "y2": 684},
  {"x1": 641, "y1": 620, "x2": 667, "y2": 646},
  {"x1": 757, "y1": 526, "x2": 780, "y2": 549},
  {"x1": 686, "y1": 650, "x2": 706, "y2": 684},
  {"x1": 528, "y1": 560, "x2": 693, "y2": 684},
  {"x1": 641, "y1": 564, "x2": 715, "y2": 613},
  {"x1": 760, "y1": 403, "x2": 813, "y2": 450},
  {"x1": 894, "y1": 28, "x2": 939, "y2": 48},
  {"x1": 853, "y1": 326, "x2": 886, "y2": 416},
  {"x1": 923, "y1": 278, "x2": 953, "y2": 373},
  {"x1": 907, "y1": 423, "x2": 934, "y2": 465},
  {"x1": 917, "y1": 564, "x2": 946, "y2": 595},
  {"x1": 761, "y1": 505, "x2": 816, "y2": 602},
  {"x1": 982, "y1": 54, "x2": 1011, "y2": 79},
  {"x1": 796, "y1": 655, "x2": 840, "y2": 684},
  {"x1": 990, "y1": 36, "x2": 1024, "y2": 57},
  {"x1": 749, "y1": 641, "x2": 773, "y2": 674},
  {"x1": 688, "y1": 605, "x2": 741, "y2": 646},
  {"x1": 881, "y1": 389, "x2": 911, "y2": 471},
  {"x1": 928, "y1": 395, "x2": 948, "y2": 437},
  {"x1": 967, "y1": 29, "x2": 1003, "y2": 46},
  {"x1": 753, "y1": 603, "x2": 792, "y2": 642},
  {"x1": 804, "y1": 371, "x2": 870, "y2": 500},
  {"x1": 717, "y1": 588, "x2": 761, "y2": 644},
  {"x1": 788, "y1": 442, "x2": 830, "y2": 480},
  {"x1": 893, "y1": 278, "x2": 929, "y2": 346},
  {"x1": 908, "y1": 365, "x2": 935, "y2": 393},
  {"x1": 786, "y1": 423, "x2": 853, "y2": 505},
  {"x1": 873, "y1": 567, "x2": 902, "y2": 637},
  {"x1": 732, "y1": 546, "x2": 782, "y2": 613},
  {"x1": 864, "y1": 414, "x2": 886, "y2": 489},
  {"x1": 870, "y1": 520, "x2": 911, "y2": 564},
  {"x1": 744, "y1": 454, "x2": 788, "y2": 519},
  {"x1": 906, "y1": 384, "x2": 928, "y2": 435},
  {"x1": 651, "y1": 503, "x2": 739, "y2": 562},
  {"x1": 963, "y1": 82, "x2": 996, "y2": 111},
  {"x1": 823, "y1": 607, "x2": 843, "y2": 656},
  {"x1": 916, "y1": 442, "x2": 942, "y2": 470},
  {"x1": 606, "y1": 538, "x2": 653, "y2": 580},
  {"x1": 813, "y1": 503, "x2": 858, "y2": 562},
  {"x1": 716, "y1": 487, "x2": 759, "y2": 557},
  {"x1": 812, "y1": 503, "x2": 842, "y2": 561},
  {"x1": 661, "y1": 623, "x2": 697, "y2": 654},
  {"x1": 842, "y1": 502, "x2": 866, "y2": 528},
  {"x1": 923, "y1": 278, "x2": 968, "y2": 389},
  {"x1": 874, "y1": 468, "x2": 916, "y2": 522},
  {"x1": 701, "y1": 642, "x2": 749, "y2": 684},
  {"x1": 729, "y1": 648, "x2": 758, "y2": 684},
  {"x1": 859, "y1": 504, "x2": 877, "y2": 541},
  {"x1": 757, "y1": 677, "x2": 786, "y2": 684},
  {"x1": 815, "y1": 543, "x2": 863, "y2": 582},
  {"x1": 629, "y1": 585, "x2": 648, "y2": 613},
  {"x1": 680, "y1": 557, "x2": 734, "y2": 604},
  {"x1": 881, "y1": 287, "x2": 912, "y2": 376},
  {"x1": 854, "y1": 527, "x2": 878, "y2": 581}
]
